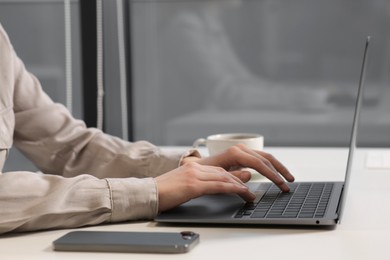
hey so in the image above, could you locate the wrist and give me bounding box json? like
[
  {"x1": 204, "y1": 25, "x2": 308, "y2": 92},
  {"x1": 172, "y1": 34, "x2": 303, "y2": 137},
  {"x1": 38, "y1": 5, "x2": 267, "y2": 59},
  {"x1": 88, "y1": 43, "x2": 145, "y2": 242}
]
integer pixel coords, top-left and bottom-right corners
[{"x1": 179, "y1": 149, "x2": 201, "y2": 166}]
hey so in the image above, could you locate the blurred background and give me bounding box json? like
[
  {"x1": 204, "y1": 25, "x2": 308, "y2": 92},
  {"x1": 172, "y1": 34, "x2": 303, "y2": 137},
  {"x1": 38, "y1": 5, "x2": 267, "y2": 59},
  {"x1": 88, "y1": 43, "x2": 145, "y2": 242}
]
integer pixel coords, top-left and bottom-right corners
[{"x1": 2, "y1": 0, "x2": 390, "y2": 171}]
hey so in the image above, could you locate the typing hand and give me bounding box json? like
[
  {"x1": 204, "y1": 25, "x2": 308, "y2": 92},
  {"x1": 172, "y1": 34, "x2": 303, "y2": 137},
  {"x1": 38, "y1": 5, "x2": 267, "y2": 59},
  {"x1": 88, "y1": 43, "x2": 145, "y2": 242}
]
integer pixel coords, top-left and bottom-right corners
[
  {"x1": 188, "y1": 144, "x2": 295, "y2": 192},
  {"x1": 156, "y1": 144, "x2": 294, "y2": 212}
]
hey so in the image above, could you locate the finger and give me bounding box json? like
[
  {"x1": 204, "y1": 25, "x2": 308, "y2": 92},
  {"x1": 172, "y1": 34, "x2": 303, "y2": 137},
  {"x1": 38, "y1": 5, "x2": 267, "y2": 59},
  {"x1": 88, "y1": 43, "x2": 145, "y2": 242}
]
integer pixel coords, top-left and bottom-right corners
[
  {"x1": 193, "y1": 165, "x2": 257, "y2": 201},
  {"x1": 200, "y1": 181, "x2": 256, "y2": 202},
  {"x1": 256, "y1": 151, "x2": 295, "y2": 182},
  {"x1": 238, "y1": 145, "x2": 294, "y2": 184},
  {"x1": 229, "y1": 170, "x2": 252, "y2": 183},
  {"x1": 197, "y1": 165, "x2": 247, "y2": 186},
  {"x1": 238, "y1": 145, "x2": 279, "y2": 173},
  {"x1": 234, "y1": 146, "x2": 291, "y2": 192},
  {"x1": 238, "y1": 190, "x2": 257, "y2": 202}
]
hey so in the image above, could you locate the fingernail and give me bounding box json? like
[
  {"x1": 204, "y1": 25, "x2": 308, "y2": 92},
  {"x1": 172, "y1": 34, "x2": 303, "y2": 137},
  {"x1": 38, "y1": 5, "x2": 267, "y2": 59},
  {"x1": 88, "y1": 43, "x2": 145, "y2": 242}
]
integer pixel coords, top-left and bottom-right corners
[{"x1": 282, "y1": 184, "x2": 290, "y2": 193}]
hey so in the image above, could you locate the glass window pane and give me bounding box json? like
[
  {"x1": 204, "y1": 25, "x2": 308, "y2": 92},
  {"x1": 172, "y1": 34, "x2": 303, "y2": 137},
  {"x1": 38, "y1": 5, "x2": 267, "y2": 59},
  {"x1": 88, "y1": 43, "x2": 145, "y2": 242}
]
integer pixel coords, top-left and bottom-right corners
[
  {"x1": 130, "y1": 0, "x2": 390, "y2": 147},
  {"x1": 1, "y1": 0, "x2": 82, "y2": 170}
]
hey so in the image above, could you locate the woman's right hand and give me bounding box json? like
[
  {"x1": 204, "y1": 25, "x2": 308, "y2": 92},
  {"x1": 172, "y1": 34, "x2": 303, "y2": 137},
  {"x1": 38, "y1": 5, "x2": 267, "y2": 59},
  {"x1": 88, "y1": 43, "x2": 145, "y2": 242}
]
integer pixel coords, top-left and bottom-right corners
[{"x1": 155, "y1": 162, "x2": 255, "y2": 212}]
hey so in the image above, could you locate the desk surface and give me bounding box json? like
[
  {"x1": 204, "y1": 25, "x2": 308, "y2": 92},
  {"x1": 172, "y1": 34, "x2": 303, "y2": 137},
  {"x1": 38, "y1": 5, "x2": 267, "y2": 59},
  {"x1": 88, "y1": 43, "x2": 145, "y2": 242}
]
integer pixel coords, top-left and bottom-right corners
[{"x1": 1, "y1": 147, "x2": 390, "y2": 260}]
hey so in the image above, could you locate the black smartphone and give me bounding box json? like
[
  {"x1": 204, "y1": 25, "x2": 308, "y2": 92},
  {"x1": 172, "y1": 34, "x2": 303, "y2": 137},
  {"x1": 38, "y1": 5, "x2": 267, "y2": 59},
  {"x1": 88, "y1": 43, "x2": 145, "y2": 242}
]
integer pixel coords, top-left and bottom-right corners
[{"x1": 52, "y1": 230, "x2": 199, "y2": 254}]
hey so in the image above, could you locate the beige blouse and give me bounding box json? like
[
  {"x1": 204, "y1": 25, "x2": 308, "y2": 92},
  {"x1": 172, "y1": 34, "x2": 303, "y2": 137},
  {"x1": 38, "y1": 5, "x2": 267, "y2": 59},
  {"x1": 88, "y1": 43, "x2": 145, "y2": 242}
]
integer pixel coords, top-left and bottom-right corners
[{"x1": 0, "y1": 23, "x2": 190, "y2": 234}]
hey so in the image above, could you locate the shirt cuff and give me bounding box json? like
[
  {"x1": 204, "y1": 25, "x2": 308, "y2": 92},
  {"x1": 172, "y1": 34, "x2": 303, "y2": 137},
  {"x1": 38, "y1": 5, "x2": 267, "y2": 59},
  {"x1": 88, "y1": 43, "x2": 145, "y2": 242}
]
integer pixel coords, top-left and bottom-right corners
[
  {"x1": 105, "y1": 177, "x2": 158, "y2": 222},
  {"x1": 178, "y1": 148, "x2": 202, "y2": 166},
  {"x1": 147, "y1": 148, "x2": 202, "y2": 177}
]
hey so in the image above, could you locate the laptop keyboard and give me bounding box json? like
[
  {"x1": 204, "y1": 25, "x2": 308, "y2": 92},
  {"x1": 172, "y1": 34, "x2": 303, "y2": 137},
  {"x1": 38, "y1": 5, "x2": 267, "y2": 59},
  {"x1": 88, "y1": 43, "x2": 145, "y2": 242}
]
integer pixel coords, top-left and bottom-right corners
[{"x1": 235, "y1": 182, "x2": 333, "y2": 219}]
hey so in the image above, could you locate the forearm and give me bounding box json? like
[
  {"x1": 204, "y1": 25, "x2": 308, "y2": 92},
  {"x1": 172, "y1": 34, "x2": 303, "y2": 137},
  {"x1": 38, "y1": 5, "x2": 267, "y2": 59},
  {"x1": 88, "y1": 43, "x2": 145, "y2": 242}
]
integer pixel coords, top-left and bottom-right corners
[
  {"x1": 0, "y1": 171, "x2": 158, "y2": 234},
  {"x1": 5, "y1": 26, "x2": 182, "y2": 179},
  {"x1": 14, "y1": 102, "x2": 184, "y2": 179}
]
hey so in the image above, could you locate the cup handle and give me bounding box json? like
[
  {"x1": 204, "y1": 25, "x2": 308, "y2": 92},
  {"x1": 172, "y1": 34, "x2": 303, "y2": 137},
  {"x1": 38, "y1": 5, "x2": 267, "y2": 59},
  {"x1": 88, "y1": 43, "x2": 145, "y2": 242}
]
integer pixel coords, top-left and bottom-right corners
[{"x1": 192, "y1": 138, "x2": 206, "y2": 148}]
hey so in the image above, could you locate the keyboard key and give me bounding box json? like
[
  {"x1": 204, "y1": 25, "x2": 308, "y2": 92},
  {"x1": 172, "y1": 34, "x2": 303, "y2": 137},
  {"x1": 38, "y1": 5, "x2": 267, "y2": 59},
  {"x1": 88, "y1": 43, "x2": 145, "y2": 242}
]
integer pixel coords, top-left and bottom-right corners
[{"x1": 235, "y1": 182, "x2": 334, "y2": 219}]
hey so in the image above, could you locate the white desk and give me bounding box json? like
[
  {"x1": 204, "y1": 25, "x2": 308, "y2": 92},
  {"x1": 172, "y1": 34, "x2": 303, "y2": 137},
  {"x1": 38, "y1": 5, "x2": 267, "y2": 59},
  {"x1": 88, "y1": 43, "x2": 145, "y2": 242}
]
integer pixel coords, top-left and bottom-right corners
[{"x1": 1, "y1": 147, "x2": 390, "y2": 260}]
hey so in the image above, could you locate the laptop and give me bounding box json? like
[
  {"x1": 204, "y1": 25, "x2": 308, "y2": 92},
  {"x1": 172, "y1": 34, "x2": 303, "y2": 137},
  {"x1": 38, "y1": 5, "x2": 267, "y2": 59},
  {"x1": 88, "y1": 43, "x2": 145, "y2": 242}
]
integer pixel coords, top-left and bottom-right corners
[{"x1": 155, "y1": 36, "x2": 370, "y2": 226}]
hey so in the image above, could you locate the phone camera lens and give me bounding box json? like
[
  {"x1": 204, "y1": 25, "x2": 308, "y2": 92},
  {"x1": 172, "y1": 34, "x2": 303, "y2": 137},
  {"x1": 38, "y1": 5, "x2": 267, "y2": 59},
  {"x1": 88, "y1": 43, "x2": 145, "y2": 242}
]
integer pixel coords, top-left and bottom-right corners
[{"x1": 181, "y1": 231, "x2": 195, "y2": 240}]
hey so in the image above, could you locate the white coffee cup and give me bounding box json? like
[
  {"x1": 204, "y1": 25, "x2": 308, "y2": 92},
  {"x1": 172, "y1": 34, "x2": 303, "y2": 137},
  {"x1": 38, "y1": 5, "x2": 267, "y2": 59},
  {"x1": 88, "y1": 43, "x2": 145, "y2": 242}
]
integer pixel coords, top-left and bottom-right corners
[{"x1": 192, "y1": 133, "x2": 264, "y2": 156}]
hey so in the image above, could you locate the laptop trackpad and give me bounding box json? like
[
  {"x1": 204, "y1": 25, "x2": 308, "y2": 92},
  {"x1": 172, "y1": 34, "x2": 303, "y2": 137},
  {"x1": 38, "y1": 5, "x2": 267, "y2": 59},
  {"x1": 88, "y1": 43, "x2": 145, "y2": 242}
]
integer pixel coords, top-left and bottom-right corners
[{"x1": 156, "y1": 182, "x2": 260, "y2": 221}]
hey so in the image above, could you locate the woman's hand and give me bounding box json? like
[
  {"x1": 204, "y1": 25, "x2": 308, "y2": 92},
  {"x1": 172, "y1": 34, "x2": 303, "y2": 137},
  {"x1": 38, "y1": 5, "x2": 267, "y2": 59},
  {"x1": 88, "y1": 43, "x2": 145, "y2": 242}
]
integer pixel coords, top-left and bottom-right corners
[
  {"x1": 188, "y1": 144, "x2": 295, "y2": 192},
  {"x1": 156, "y1": 144, "x2": 294, "y2": 212},
  {"x1": 155, "y1": 161, "x2": 255, "y2": 212}
]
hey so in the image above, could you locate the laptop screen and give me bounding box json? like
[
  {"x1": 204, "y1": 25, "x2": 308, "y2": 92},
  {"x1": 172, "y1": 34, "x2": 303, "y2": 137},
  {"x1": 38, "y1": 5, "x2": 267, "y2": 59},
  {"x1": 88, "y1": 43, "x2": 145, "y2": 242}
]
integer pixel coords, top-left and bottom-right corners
[{"x1": 337, "y1": 36, "x2": 370, "y2": 223}]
